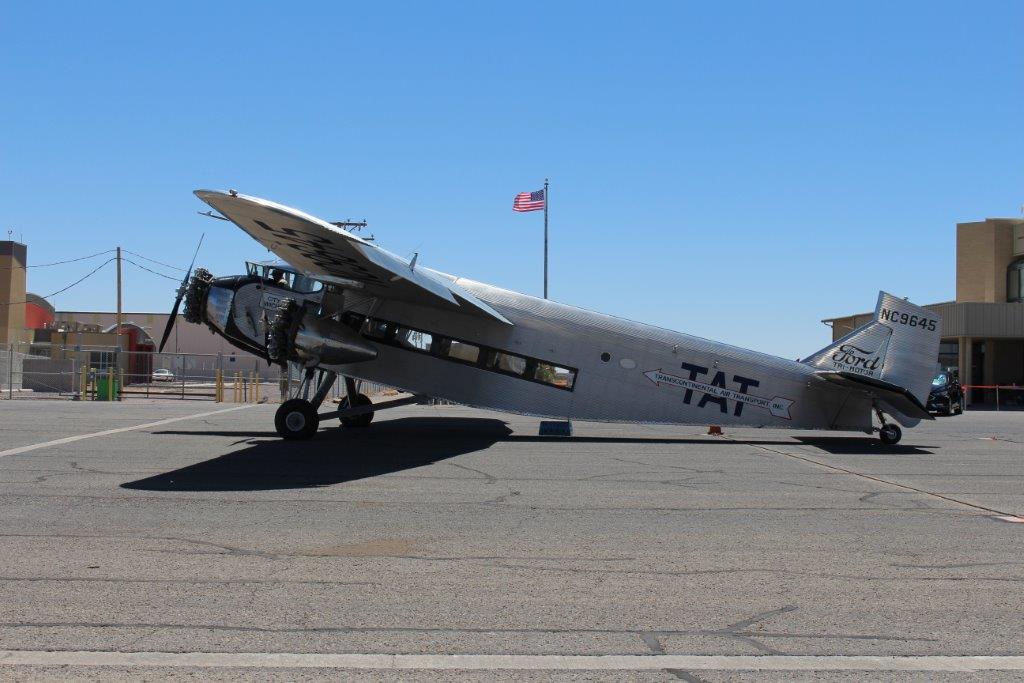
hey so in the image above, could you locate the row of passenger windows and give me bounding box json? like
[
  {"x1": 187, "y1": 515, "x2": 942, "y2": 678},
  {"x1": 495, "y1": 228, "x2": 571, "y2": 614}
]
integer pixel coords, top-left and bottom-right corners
[{"x1": 344, "y1": 314, "x2": 577, "y2": 391}]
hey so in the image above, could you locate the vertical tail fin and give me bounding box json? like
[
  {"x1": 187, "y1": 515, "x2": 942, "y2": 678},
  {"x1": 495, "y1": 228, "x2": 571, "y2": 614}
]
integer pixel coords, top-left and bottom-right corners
[{"x1": 804, "y1": 292, "x2": 941, "y2": 406}]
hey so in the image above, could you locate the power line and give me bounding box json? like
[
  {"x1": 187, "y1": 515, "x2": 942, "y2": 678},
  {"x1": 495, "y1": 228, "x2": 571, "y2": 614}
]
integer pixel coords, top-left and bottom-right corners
[
  {"x1": 30, "y1": 248, "x2": 117, "y2": 268},
  {"x1": 0, "y1": 248, "x2": 117, "y2": 270},
  {"x1": 123, "y1": 258, "x2": 182, "y2": 282},
  {"x1": 122, "y1": 249, "x2": 186, "y2": 272},
  {"x1": 0, "y1": 257, "x2": 117, "y2": 306}
]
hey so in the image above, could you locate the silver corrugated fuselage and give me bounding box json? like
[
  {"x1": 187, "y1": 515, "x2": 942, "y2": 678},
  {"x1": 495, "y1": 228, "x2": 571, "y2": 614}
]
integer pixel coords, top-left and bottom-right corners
[{"x1": 328, "y1": 274, "x2": 873, "y2": 433}]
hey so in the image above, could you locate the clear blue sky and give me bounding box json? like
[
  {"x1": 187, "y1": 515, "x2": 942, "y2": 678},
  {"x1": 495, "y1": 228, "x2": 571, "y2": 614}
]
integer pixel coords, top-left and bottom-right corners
[{"x1": 3, "y1": 1, "x2": 1022, "y2": 358}]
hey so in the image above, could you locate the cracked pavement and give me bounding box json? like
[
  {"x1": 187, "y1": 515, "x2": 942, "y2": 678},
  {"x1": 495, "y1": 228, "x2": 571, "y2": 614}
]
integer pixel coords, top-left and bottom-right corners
[{"x1": 0, "y1": 400, "x2": 1022, "y2": 679}]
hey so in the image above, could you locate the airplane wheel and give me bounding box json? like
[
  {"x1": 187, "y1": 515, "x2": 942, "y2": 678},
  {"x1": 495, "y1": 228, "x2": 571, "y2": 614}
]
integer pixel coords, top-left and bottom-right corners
[
  {"x1": 953, "y1": 394, "x2": 964, "y2": 415},
  {"x1": 339, "y1": 393, "x2": 374, "y2": 428},
  {"x1": 275, "y1": 399, "x2": 319, "y2": 440},
  {"x1": 879, "y1": 423, "x2": 902, "y2": 446}
]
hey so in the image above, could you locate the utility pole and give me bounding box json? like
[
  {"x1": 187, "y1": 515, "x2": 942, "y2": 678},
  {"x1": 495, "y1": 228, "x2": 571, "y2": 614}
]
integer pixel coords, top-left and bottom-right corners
[{"x1": 115, "y1": 246, "x2": 122, "y2": 342}]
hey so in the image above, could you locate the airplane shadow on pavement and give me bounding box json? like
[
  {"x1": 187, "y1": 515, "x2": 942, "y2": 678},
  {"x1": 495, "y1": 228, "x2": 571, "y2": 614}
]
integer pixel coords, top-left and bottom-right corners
[
  {"x1": 793, "y1": 436, "x2": 936, "y2": 456},
  {"x1": 122, "y1": 417, "x2": 513, "y2": 492},
  {"x1": 122, "y1": 417, "x2": 937, "y2": 492}
]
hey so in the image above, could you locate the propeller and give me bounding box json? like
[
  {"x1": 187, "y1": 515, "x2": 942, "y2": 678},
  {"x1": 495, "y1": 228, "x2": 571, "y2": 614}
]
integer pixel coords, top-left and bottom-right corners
[{"x1": 158, "y1": 234, "x2": 205, "y2": 353}]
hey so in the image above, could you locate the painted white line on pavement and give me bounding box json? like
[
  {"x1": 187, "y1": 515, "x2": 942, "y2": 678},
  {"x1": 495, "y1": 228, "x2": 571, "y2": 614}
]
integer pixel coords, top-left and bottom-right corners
[
  {"x1": 0, "y1": 405, "x2": 254, "y2": 458},
  {"x1": 0, "y1": 652, "x2": 1022, "y2": 671}
]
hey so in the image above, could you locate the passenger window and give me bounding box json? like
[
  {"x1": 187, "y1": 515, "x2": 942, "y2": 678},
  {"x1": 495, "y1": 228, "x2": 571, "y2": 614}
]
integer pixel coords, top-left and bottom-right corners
[
  {"x1": 447, "y1": 340, "x2": 480, "y2": 363},
  {"x1": 363, "y1": 319, "x2": 391, "y2": 340},
  {"x1": 396, "y1": 327, "x2": 432, "y2": 352},
  {"x1": 534, "y1": 362, "x2": 576, "y2": 390},
  {"x1": 492, "y1": 352, "x2": 527, "y2": 376},
  {"x1": 341, "y1": 312, "x2": 366, "y2": 330}
]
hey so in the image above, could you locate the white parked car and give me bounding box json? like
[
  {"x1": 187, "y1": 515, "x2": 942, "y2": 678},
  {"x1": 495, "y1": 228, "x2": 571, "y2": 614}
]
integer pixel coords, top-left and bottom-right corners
[{"x1": 151, "y1": 368, "x2": 175, "y2": 382}]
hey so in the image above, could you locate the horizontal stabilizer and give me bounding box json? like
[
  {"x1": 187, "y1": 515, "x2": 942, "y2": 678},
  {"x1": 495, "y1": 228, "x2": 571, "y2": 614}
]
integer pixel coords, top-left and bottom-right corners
[{"x1": 814, "y1": 371, "x2": 933, "y2": 421}]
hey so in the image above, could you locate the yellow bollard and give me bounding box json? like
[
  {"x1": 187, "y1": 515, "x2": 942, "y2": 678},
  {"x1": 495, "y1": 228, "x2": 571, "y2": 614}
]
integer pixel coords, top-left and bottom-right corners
[
  {"x1": 119, "y1": 367, "x2": 124, "y2": 401},
  {"x1": 215, "y1": 369, "x2": 223, "y2": 402},
  {"x1": 80, "y1": 365, "x2": 88, "y2": 399},
  {"x1": 106, "y1": 368, "x2": 113, "y2": 402},
  {"x1": 89, "y1": 367, "x2": 95, "y2": 401},
  {"x1": 254, "y1": 372, "x2": 260, "y2": 403},
  {"x1": 233, "y1": 372, "x2": 241, "y2": 403}
]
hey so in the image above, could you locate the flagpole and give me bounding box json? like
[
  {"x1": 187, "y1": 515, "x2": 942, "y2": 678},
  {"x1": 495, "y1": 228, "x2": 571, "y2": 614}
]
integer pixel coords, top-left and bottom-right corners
[{"x1": 543, "y1": 178, "x2": 549, "y2": 299}]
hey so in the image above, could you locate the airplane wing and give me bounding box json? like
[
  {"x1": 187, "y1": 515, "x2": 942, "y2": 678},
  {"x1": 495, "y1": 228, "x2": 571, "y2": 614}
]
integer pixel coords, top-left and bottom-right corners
[{"x1": 194, "y1": 190, "x2": 511, "y2": 325}]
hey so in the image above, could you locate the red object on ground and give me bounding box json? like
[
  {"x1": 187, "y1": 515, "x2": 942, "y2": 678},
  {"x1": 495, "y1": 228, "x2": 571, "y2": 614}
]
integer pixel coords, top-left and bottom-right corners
[{"x1": 708, "y1": 425, "x2": 723, "y2": 436}]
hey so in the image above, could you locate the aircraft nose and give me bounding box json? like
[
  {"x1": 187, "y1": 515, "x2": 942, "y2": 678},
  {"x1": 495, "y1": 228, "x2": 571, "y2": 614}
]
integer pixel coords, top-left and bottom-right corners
[{"x1": 205, "y1": 285, "x2": 234, "y2": 334}]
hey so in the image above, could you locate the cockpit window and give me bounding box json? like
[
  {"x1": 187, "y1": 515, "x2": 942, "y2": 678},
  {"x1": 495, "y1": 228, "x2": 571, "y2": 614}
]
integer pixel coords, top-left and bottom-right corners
[
  {"x1": 246, "y1": 263, "x2": 323, "y2": 293},
  {"x1": 292, "y1": 274, "x2": 324, "y2": 294},
  {"x1": 932, "y1": 373, "x2": 949, "y2": 387}
]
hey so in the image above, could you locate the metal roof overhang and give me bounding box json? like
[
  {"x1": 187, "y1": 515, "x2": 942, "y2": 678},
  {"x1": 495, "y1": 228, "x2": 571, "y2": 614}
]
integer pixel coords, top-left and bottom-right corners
[
  {"x1": 823, "y1": 301, "x2": 1024, "y2": 338},
  {"x1": 927, "y1": 301, "x2": 1024, "y2": 338}
]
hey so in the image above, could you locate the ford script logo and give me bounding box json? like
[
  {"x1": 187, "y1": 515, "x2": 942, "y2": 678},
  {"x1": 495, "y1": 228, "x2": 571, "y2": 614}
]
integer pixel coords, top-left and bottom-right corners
[{"x1": 831, "y1": 344, "x2": 881, "y2": 372}]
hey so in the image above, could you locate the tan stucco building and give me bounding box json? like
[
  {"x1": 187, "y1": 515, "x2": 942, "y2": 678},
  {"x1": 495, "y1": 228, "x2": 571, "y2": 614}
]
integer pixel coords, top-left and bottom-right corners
[
  {"x1": 0, "y1": 241, "x2": 29, "y2": 345},
  {"x1": 824, "y1": 218, "x2": 1024, "y2": 405}
]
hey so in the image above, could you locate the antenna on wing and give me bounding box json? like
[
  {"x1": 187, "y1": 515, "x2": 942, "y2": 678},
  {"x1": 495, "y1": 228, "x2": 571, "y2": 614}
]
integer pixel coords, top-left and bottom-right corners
[
  {"x1": 198, "y1": 210, "x2": 229, "y2": 221},
  {"x1": 331, "y1": 219, "x2": 374, "y2": 241}
]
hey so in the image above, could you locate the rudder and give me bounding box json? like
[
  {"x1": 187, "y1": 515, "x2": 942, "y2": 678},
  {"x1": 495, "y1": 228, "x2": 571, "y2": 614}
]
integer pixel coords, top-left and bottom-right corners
[{"x1": 804, "y1": 292, "x2": 941, "y2": 406}]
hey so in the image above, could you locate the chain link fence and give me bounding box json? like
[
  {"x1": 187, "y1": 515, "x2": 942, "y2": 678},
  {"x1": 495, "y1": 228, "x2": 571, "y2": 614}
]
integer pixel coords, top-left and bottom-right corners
[{"x1": 0, "y1": 342, "x2": 394, "y2": 402}]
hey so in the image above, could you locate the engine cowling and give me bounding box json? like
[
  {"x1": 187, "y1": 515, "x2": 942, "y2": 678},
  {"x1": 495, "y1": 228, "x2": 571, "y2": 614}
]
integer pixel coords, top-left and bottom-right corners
[{"x1": 267, "y1": 298, "x2": 377, "y2": 367}]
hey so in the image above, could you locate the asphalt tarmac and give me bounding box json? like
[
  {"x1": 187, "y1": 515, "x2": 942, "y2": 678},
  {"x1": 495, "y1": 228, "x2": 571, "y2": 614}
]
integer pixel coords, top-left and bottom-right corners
[{"x1": 0, "y1": 399, "x2": 1022, "y2": 681}]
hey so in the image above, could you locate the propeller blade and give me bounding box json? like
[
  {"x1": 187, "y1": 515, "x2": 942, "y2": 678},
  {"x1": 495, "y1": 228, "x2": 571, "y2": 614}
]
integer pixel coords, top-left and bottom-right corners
[
  {"x1": 157, "y1": 289, "x2": 184, "y2": 353},
  {"x1": 158, "y1": 234, "x2": 205, "y2": 354}
]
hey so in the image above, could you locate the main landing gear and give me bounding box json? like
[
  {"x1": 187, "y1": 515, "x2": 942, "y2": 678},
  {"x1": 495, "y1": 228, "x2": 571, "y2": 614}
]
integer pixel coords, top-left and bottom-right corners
[
  {"x1": 338, "y1": 376, "x2": 374, "y2": 428},
  {"x1": 873, "y1": 404, "x2": 902, "y2": 446},
  {"x1": 274, "y1": 369, "x2": 375, "y2": 440}
]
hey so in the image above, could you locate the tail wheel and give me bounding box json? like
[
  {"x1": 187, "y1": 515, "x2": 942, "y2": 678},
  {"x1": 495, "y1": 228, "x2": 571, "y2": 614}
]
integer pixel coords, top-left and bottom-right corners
[
  {"x1": 339, "y1": 393, "x2": 374, "y2": 428},
  {"x1": 879, "y1": 423, "x2": 902, "y2": 445},
  {"x1": 267, "y1": 298, "x2": 300, "y2": 365},
  {"x1": 275, "y1": 398, "x2": 319, "y2": 440},
  {"x1": 182, "y1": 268, "x2": 214, "y2": 324}
]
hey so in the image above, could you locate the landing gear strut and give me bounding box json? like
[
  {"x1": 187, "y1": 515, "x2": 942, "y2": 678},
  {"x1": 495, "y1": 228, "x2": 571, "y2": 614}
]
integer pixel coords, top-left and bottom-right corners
[
  {"x1": 274, "y1": 367, "x2": 338, "y2": 440},
  {"x1": 873, "y1": 404, "x2": 902, "y2": 445}
]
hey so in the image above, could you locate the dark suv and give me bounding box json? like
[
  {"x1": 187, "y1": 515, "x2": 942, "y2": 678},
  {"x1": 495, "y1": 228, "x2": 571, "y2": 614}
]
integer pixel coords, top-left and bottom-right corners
[{"x1": 927, "y1": 370, "x2": 963, "y2": 416}]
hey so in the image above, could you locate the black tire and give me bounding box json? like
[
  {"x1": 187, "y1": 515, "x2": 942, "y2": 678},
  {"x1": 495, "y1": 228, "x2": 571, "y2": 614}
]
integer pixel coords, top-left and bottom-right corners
[
  {"x1": 953, "y1": 393, "x2": 964, "y2": 415},
  {"x1": 339, "y1": 393, "x2": 374, "y2": 428},
  {"x1": 879, "y1": 423, "x2": 902, "y2": 446},
  {"x1": 940, "y1": 398, "x2": 952, "y2": 417},
  {"x1": 275, "y1": 399, "x2": 319, "y2": 440}
]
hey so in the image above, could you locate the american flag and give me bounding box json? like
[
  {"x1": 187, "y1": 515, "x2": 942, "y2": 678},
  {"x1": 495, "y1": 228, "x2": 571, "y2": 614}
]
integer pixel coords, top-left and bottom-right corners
[{"x1": 513, "y1": 188, "x2": 545, "y2": 212}]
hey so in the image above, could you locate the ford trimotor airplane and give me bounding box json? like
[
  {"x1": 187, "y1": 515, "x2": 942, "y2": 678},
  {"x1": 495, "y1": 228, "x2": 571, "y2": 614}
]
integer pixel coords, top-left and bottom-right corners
[{"x1": 160, "y1": 190, "x2": 941, "y2": 445}]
